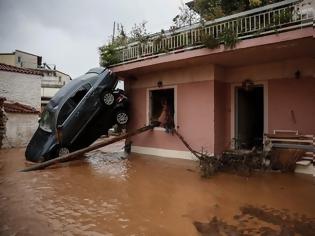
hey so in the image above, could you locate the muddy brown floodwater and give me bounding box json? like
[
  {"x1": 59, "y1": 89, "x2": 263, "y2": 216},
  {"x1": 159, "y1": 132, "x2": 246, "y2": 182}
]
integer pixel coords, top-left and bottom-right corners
[{"x1": 1, "y1": 142, "x2": 315, "y2": 236}]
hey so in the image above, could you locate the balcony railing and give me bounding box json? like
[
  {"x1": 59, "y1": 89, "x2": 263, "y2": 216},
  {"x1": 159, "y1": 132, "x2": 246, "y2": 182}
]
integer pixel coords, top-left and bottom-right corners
[{"x1": 114, "y1": 0, "x2": 314, "y2": 65}]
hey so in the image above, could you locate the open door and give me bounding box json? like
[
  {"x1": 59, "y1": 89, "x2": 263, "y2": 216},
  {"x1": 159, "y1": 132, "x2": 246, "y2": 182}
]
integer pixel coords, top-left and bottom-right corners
[{"x1": 235, "y1": 86, "x2": 264, "y2": 149}]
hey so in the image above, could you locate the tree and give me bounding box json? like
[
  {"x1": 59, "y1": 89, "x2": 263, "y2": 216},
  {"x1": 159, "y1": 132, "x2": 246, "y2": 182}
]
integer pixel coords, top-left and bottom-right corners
[
  {"x1": 129, "y1": 21, "x2": 149, "y2": 43},
  {"x1": 99, "y1": 23, "x2": 128, "y2": 67},
  {"x1": 172, "y1": 2, "x2": 199, "y2": 28},
  {"x1": 99, "y1": 21, "x2": 150, "y2": 66}
]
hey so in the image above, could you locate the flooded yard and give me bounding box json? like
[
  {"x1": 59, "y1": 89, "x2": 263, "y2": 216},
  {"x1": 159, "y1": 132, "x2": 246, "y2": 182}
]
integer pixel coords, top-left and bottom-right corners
[{"x1": 1, "y1": 144, "x2": 315, "y2": 236}]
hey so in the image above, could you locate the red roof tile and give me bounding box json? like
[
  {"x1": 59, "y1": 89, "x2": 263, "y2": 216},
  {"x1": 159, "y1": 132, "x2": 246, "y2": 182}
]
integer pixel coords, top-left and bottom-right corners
[
  {"x1": 3, "y1": 101, "x2": 39, "y2": 114},
  {"x1": 0, "y1": 63, "x2": 43, "y2": 76}
]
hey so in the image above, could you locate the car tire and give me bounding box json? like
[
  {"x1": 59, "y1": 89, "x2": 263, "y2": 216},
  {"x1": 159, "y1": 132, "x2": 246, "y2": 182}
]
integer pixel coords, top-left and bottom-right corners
[
  {"x1": 116, "y1": 110, "x2": 129, "y2": 125},
  {"x1": 58, "y1": 147, "x2": 70, "y2": 157},
  {"x1": 102, "y1": 92, "x2": 114, "y2": 106}
]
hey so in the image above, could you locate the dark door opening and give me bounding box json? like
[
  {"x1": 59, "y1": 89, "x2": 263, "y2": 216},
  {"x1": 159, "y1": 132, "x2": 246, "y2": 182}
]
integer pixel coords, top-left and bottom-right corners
[
  {"x1": 236, "y1": 86, "x2": 264, "y2": 149},
  {"x1": 150, "y1": 88, "x2": 175, "y2": 127}
]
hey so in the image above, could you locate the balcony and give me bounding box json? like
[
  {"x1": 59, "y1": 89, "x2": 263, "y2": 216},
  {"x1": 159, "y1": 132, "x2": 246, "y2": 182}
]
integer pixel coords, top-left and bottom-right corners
[{"x1": 113, "y1": 0, "x2": 314, "y2": 66}]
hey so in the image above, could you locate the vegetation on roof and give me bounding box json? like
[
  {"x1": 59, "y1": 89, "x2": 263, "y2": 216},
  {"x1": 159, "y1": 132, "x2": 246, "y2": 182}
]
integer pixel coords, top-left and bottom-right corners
[{"x1": 99, "y1": 0, "x2": 288, "y2": 66}]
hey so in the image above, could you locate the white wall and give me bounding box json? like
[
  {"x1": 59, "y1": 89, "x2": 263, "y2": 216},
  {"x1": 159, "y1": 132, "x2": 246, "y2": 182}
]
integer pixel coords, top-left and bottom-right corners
[
  {"x1": 2, "y1": 113, "x2": 38, "y2": 148},
  {"x1": 0, "y1": 71, "x2": 41, "y2": 110},
  {"x1": 41, "y1": 87, "x2": 59, "y2": 98}
]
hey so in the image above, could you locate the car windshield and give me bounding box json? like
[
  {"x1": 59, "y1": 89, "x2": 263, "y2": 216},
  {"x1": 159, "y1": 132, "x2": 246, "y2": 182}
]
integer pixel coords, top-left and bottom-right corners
[{"x1": 39, "y1": 110, "x2": 53, "y2": 132}]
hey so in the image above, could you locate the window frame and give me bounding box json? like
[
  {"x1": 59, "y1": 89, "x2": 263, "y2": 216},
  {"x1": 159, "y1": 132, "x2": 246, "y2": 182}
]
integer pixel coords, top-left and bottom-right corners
[{"x1": 146, "y1": 85, "x2": 177, "y2": 131}]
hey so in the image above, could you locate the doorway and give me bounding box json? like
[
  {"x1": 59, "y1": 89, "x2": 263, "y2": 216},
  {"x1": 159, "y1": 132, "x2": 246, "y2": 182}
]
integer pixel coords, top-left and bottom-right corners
[{"x1": 235, "y1": 86, "x2": 264, "y2": 149}]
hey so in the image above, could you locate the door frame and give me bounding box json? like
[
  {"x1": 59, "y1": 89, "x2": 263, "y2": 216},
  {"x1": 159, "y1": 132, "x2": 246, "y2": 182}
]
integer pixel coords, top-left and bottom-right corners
[
  {"x1": 230, "y1": 81, "x2": 268, "y2": 148},
  {"x1": 146, "y1": 85, "x2": 177, "y2": 131}
]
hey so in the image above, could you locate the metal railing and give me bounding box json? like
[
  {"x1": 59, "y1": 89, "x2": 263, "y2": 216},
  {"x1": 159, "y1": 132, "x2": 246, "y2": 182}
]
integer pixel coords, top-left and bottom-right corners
[{"x1": 114, "y1": 0, "x2": 314, "y2": 65}]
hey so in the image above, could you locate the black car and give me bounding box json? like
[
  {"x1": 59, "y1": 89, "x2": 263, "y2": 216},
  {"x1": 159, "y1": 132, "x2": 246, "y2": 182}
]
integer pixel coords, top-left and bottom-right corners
[{"x1": 25, "y1": 67, "x2": 128, "y2": 162}]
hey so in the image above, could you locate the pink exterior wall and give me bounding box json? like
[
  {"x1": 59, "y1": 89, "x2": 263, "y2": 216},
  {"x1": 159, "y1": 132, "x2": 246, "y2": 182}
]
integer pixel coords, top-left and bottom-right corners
[
  {"x1": 214, "y1": 81, "x2": 231, "y2": 154},
  {"x1": 114, "y1": 26, "x2": 315, "y2": 158},
  {"x1": 268, "y1": 77, "x2": 315, "y2": 135},
  {"x1": 128, "y1": 80, "x2": 215, "y2": 154}
]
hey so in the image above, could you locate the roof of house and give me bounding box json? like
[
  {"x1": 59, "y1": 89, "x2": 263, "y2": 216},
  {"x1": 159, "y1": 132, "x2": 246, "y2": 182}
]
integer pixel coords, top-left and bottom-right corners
[
  {"x1": 0, "y1": 50, "x2": 41, "y2": 58},
  {"x1": 3, "y1": 101, "x2": 39, "y2": 114},
  {"x1": 15, "y1": 50, "x2": 41, "y2": 58},
  {"x1": 35, "y1": 68, "x2": 71, "y2": 78},
  {"x1": 0, "y1": 63, "x2": 43, "y2": 76}
]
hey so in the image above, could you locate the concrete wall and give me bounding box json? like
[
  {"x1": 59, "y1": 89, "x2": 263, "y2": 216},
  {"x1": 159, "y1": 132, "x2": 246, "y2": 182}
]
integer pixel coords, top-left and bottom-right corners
[
  {"x1": 268, "y1": 77, "x2": 315, "y2": 135},
  {"x1": 129, "y1": 81, "x2": 215, "y2": 157},
  {"x1": 130, "y1": 63, "x2": 215, "y2": 89},
  {"x1": 224, "y1": 58, "x2": 315, "y2": 83},
  {"x1": 126, "y1": 57, "x2": 315, "y2": 159},
  {"x1": 41, "y1": 87, "x2": 59, "y2": 98},
  {"x1": 15, "y1": 51, "x2": 39, "y2": 69},
  {"x1": 128, "y1": 64, "x2": 216, "y2": 158},
  {"x1": 214, "y1": 80, "x2": 231, "y2": 154},
  {"x1": 0, "y1": 71, "x2": 41, "y2": 110},
  {"x1": 2, "y1": 113, "x2": 38, "y2": 148},
  {"x1": 0, "y1": 54, "x2": 15, "y2": 66}
]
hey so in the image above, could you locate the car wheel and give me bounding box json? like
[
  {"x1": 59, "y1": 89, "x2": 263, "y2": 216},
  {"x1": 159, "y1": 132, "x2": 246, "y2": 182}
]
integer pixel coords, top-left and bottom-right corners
[
  {"x1": 102, "y1": 92, "x2": 114, "y2": 106},
  {"x1": 58, "y1": 147, "x2": 70, "y2": 157},
  {"x1": 116, "y1": 110, "x2": 128, "y2": 125}
]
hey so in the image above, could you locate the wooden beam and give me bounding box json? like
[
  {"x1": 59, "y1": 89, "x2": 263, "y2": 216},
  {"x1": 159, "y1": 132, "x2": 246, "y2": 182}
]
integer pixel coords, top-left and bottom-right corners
[{"x1": 20, "y1": 124, "x2": 157, "y2": 172}]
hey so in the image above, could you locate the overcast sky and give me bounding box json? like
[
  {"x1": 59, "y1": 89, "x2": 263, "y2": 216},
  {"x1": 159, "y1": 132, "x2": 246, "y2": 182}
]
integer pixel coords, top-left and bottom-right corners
[{"x1": 0, "y1": 0, "x2": 182, "y2": 78}]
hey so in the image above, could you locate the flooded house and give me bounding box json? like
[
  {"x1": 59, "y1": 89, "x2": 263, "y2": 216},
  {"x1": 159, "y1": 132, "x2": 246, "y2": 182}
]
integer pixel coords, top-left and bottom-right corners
[
  {"x1": 109, "y1": 0, "x2": 315, "y2": 173},
  {"x1": 0, "y1": 63, "x2": 42, "y2": 148}
]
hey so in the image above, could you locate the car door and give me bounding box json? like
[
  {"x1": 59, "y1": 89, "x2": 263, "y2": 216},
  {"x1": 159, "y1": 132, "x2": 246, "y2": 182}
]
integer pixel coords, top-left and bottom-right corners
[{"x1": 57, "y1": 83, "x2": 99, "y2": 145}]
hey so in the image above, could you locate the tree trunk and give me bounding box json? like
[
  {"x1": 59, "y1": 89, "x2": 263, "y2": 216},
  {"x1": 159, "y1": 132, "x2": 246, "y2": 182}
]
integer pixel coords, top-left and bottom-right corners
[{"x1": 20, "y1": 124, "x2": 157, "y2": 172}]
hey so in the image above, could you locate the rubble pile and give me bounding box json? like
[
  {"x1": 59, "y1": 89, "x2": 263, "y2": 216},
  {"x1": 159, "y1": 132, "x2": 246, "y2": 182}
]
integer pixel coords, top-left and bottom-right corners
[{"x1": 198, "y1": 149, "x2": 265, "y2": 178}]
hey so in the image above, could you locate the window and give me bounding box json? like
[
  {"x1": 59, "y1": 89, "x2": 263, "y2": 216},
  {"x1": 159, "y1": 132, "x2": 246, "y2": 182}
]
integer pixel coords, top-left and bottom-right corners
[
  {"x1": 149, "y1": 88, "x2": 175, "y2": 129},
  {"x1": 39, "y1": 110, "x2": 53, "y2": 132},
  {"x1": 17, "y1": 56, "x2": 21, "y2": 63},
  {"x1": 57, "y1": 83, "x2": 91, "y2": 125}
]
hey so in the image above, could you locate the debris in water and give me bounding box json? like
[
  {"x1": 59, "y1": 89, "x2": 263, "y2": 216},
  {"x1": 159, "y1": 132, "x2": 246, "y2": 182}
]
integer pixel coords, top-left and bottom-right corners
[{"x1": 193, "y1": 205, "x2": 315, "y2": 236}]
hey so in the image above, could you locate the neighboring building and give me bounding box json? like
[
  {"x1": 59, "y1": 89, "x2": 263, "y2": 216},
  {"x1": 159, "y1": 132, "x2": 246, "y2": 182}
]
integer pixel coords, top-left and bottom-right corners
[
  {"x1": 110, "y1": 1, "x2": 315, "y2": 174},
  {"x1": 0, "y1": 50, "x2": 42, "y2": 69},
  {"x1": 39, "y1": 66, "x2": 71, "y2": 109},
  {"x1": 0, "y1": 63, "x2": 42, "y2": 148},
  {"x1": 0, "y1": 50, "x2": 71, "y2": 109}
]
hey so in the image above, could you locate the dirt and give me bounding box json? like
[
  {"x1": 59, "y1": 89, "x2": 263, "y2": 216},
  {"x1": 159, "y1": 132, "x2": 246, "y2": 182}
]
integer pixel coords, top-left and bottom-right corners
[{"x1": 1, "y1": 143, "x2": 315, "y2": 235}]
